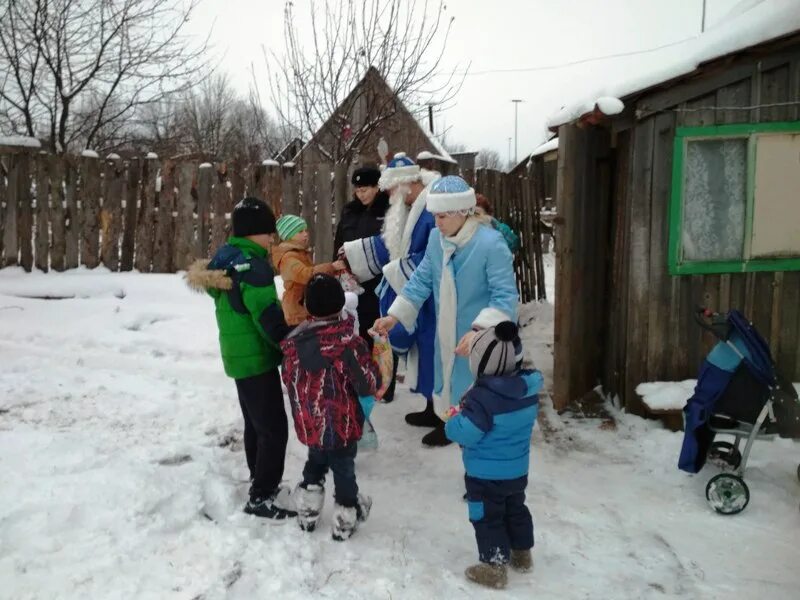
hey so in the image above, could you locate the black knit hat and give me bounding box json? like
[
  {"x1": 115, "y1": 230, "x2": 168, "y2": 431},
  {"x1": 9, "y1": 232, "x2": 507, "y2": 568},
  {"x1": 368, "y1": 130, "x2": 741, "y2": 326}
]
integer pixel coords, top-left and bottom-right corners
[
  {"x1": 305, "y1": 273, "x2": 345, "y2": 318},
  {"x1": 232, "y1": 197, "x2": 276, "y2": 237},
  {"x1": 351, "y1": 166, "x2": 381, "y2": 187}
]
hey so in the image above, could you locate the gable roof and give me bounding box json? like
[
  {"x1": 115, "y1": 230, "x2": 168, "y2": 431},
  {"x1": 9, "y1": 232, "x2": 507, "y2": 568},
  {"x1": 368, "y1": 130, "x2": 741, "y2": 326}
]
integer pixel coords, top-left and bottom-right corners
[{"x1": 296, "y1": 66, "x2": 454, "y2": 163}]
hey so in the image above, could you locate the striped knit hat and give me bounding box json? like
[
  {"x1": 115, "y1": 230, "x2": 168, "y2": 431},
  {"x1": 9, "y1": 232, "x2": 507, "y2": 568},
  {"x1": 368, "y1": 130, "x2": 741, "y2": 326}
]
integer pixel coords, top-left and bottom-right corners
[
  {"x1": 276, "y1": 214, "x2": 307, "y2": 241},
  {"x1": 469, "y1": 321, "x2": 524, "y2": 377}
]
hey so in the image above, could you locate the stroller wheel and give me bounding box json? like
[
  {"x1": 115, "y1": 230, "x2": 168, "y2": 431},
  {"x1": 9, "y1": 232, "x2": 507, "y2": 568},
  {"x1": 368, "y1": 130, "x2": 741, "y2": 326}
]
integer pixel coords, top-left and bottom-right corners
[
  {"x1": 708, "y1": 441, "x2": 742, "y2": 470},
  {"x1": 706, "y1": 474, "x2": 750, "y2": 515}
]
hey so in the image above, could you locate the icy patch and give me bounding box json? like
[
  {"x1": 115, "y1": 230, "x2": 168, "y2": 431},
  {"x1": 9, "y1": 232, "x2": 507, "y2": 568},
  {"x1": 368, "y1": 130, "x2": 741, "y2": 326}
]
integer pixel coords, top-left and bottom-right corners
[
  {"x1": 636, "y1": 380, "x2": 696, "y2": 411},
  {"x1": 81, "y1": 149, "x2": 99, "y2": 158},
  {"x1": 0, "y1": 136, "x2": 41, "y2": 148}
]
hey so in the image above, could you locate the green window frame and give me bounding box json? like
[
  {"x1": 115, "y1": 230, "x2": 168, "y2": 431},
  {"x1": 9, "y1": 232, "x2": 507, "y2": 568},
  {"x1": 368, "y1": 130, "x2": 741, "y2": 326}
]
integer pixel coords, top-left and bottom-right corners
[{"x1": 668, "y1": 120, "x2": 800, "y2": 275}]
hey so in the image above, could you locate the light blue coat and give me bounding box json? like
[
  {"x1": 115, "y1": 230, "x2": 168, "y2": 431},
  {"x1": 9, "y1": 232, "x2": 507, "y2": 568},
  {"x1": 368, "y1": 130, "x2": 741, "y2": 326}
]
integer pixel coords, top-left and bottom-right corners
[{"x1": 389, "y1": 221, "x2": 519, "y2": 412}]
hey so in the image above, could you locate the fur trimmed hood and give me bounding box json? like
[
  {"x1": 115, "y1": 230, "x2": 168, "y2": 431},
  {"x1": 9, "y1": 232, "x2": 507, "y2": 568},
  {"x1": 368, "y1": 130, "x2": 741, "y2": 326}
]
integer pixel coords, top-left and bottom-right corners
[{"x1": 184, "y1": 259, "x2": 233, "y2": 292}]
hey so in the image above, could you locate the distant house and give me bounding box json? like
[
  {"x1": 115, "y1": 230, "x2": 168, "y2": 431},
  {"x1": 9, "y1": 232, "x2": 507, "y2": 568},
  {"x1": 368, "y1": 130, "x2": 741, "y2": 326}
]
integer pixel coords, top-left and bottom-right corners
[
  {"x1": 448, "y1": 150, "x2": 479, "y2": 179},
  {"x1": 293, "y1": 66, "x2": 457, "y2": 175},
  {"x1": 548, "y1": 19, "x2": 800, "y2": 420}
]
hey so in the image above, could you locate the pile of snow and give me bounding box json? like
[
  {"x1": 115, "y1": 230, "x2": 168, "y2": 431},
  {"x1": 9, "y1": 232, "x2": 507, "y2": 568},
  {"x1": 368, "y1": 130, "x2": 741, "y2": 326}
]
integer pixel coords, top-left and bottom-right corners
[
  {"x1": 2, "y1": 263, "x2": 799, "y2": 598},
  {"x1": 81, "y1": 149, "x2": 99, "y2": 159},
  {"x1": 106, "y1": 153, "x2": 121, "y2": 160},
  {"x1": 146, "y1": 152, "x2": 159, "y2": 160},
  {"x1": 531, "y1": 137, "x2": 559, "y2": 158},
  {"x1": 416, "y1": 150, "x2": 434, "y2": 160},
  {"x1": 0, "y1": 267, "x2": 124, "y2": 299},
  {"x1": 637, "y1": 380, "x2": 697, "y2": 411},
  {"x1": 0, "y1": 136, "x2": 41, "y2": 149},
  {"x1": 283, "y1": 161, "x2": 296, "y2": 169},
  {"x1": 548, "y1": 0, "x2": 800, "y2": 127},
  {"x1": 262, "y1": 159, "x2": 280, "y2": 167},
  {"x1": 199, "y1": 162, "x2": 213, "y2": 169}
]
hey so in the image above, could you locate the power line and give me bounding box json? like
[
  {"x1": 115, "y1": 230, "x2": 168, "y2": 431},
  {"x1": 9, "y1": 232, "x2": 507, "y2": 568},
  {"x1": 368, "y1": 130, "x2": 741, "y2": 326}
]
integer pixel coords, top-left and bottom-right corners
[{"x1": 460, "y1": 36, "x2": 697, "y2": 77}]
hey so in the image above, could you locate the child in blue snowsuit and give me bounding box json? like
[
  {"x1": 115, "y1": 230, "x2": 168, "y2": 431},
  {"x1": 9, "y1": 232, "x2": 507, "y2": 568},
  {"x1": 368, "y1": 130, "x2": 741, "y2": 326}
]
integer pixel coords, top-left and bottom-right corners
[{"x1": 444, "y1": 321, "x2": 543, "y2": 590}]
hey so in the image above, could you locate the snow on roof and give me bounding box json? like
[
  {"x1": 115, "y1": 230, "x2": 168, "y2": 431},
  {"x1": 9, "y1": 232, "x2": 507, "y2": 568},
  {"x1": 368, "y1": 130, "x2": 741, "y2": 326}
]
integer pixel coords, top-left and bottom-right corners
[
  {"x1": 199, "y1": 162, "x2": 213, "y2": 169},
  {"x1": 422, "y1": 133, "x2": 457, "y2": 164},
  {"x1": 81, "y1": 149, "x2": 99, "y2": 158},
  {"x1": 416, "y1": 150, "x2": 434, "y2": 160},
  {"x1": 146, "y1": 152, "x2": 159, "y2": 160},
  {"x1": 0, "y1": 136, "x2": 41, "y2": 148},
  {"x1": 106, "y1": 153, "x2": 121, "y2": 160},
  {"x1": 548, "y1": 0, "x2": 800, "y2": 128},
  {"x1": 283, "y1": 161, "x2": 296, "y2": 168},
  {"x1": 262, "y1": 159, "x2": 280, "y2": 167},
  {"x1": 531, "y1": 137, "x2": 559, "y2": 158}
]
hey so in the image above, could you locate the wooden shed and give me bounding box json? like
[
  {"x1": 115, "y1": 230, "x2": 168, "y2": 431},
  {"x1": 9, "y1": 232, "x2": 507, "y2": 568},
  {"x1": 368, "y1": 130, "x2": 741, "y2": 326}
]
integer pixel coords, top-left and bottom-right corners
[{"x1": 551, "y1": 29, "x2": 800, "y2": 419}]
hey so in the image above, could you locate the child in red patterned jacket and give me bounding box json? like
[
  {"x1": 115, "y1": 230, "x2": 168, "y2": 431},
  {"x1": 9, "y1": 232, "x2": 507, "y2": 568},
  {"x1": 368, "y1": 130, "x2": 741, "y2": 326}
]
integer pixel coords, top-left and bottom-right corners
[{"x1": 280, "y1": 274, "x2": 380, "y2": 540}]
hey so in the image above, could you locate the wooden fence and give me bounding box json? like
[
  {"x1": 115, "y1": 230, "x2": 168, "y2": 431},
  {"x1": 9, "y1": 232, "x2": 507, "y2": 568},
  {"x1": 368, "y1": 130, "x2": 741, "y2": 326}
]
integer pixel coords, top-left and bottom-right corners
[
  {"x1": 471, "y1": 168, "x2": 548, "y2": 303},
  {"x1": 0, "y1": 149, "x2": 344, "y2": 273},
  {"x1": 0, "y1": 148, "x2": 547, "y2": 304}
]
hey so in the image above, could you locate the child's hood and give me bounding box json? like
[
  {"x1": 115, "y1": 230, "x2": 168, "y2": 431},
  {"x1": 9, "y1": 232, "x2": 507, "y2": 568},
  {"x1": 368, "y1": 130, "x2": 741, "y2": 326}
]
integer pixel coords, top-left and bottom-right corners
[
  {"x1": 184, "y1": 244, "x2": 248, "y2": 292},
  {"x1": 474, "y1": 369, "x2": 544, "y2": 402},
  {"x1": 271, "y1": 240, "x2": 310, "y2": 269}
]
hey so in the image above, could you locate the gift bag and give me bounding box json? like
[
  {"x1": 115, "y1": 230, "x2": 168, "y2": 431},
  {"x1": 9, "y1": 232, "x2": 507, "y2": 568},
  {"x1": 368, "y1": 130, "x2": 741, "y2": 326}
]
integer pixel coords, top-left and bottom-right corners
[
  {"x1": 371, "y1": 334, "x2": 394, "y2": 401},
  {"x1": 337, "y1": 269, "x2": 364, "y2": 295}
]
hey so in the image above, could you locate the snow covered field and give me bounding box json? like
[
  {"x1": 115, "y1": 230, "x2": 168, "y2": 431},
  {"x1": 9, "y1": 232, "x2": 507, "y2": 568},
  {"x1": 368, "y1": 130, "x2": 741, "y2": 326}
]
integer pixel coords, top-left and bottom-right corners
[{"x1": 1, "y1": 265, "x2": 799, "y2": 600}]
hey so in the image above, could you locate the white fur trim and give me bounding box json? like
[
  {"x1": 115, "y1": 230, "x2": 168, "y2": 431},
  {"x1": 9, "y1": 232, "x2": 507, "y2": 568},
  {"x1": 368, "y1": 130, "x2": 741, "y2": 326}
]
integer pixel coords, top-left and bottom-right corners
[
  {"x1": 399, "y1": 186, "x2": 430, "y2": 257},
  {"x1": 437, "y1": 245, "x2": 459, "y2": 409},
  {"x1": 433, "y1": 393, "x2": 449, "y2": 416},
  {"x1": 379, "y1": 165, "x2": 421, "y2": 190},
  {"x1": 426, "y1": 188, "x2": 476, "y2": 214},
  {"x1": 420, "y1": 169, "x2": 440, "y2": 186},
  {"x1": 388, "y1": 295, "x2": 419, "y2": 331},
  {"x1": 343, "y1": 238, "x2": 381, "y2": 282},
  {"x1": 382, "y1": 193, "x2": 410, "y2": 261},
  {"x1": 472, "y1": 307, "x2": 512, "y2": 330},
  {"x1": 382, "y1": 258, "x2": 413, "y2": 295},
  {"x1": 405, "y1": 345, "x2": 419, "y2": 391},
  {"x1": 342, "y1": 292, "x2": 360, "y2": 334}
]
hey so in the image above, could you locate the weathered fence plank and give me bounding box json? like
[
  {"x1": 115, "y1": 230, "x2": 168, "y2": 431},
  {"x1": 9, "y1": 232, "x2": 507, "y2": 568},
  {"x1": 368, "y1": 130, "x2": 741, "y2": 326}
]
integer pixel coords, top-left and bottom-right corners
[
  {"x1": 101, "y1": 156, "x2": 124, "y2": 270},
  {"x1": 35, "y1": 154, "x2": 51, "y2": 271},
  {"x1": 64, "y1": 157, "x2": 80, "y2": 269},
  {"x1": 81, "y1": 156, "x2": 101, "y2": 269},
  {"x1": 301, "y1": 167, "x2": 316, "y2": 247},
  {"x1": 197, "y1": 164, "x2": 212, "y2": 259},
  {"x1": 134, "y1": 157, "x2": 157, "y2": 272},
  {"x1": 314, "y1": 164, "x2": 333, "y2": 263},
  {"x1": 281, "y1": 163, "x2": 299, "y2": 216},
  {"x1": 18, "y1": 153, "x2": 34, "y2": 271},
  {"x1": 120, "y1": 158, "x2": 140, "y2": 271},
  {"x1": 174, "y1": 162, "x2": 196, "y2": 270},
  {"x1": 152, "y1": 160, "x2": 175, "y2": 273},
  {"x1": 50, "y1": 156, "x2": 66, "y2": 271},
  {"x1": 210, "y1": 164, "x2": 230, "y2": 253},
  {"x1": 0, "y1": 157, "x2": 6, "y2": 262}
]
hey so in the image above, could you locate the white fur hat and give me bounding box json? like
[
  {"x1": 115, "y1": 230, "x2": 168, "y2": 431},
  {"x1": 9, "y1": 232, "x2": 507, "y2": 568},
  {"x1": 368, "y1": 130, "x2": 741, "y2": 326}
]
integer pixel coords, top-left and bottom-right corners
[{"x1": 425, "y1": 175, "x2": 476, "y2": 213}]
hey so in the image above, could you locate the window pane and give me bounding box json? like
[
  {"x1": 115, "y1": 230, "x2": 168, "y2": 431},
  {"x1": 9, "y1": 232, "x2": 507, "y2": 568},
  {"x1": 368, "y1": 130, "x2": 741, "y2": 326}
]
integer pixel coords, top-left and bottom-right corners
[
  {"x1": 681, "y1": 138, "x2": 747, "y2": 262},
  {"x1": 751, "y1": 133, "x2": 800, "y2": 258}
]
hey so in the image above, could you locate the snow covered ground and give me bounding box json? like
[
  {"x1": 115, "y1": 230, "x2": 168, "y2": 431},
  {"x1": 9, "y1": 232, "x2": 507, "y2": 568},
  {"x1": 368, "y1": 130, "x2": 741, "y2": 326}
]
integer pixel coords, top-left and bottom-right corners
[{"x1": 1, "y1": 265, "x2": 799, "y2": 600}]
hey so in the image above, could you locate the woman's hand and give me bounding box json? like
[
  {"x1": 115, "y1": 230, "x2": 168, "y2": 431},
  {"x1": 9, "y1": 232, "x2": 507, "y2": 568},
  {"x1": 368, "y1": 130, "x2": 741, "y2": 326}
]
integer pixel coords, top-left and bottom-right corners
[
  {"x1": 372, "y1": 316, "x2": 399, "y2": 337},
  {"x1": 455, "y1": 330, "x2": 478, "y2": 356}
]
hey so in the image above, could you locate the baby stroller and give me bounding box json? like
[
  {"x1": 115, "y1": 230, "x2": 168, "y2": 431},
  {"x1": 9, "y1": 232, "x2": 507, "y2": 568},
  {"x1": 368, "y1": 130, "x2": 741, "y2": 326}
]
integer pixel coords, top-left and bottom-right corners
[{"x1": 679, "y1": 308, "x2": 800, "y2": 515}]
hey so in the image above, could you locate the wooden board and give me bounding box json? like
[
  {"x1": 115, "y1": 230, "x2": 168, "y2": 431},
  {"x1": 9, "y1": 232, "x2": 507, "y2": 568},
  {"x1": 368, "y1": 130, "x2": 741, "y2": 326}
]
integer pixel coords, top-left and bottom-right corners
[
  {"x1": 64, "y1": 157, "x2": 80, "y2": 269},
  {"x1": 281, "y1": 164, "x2": 299, "y2": 217},
  {"x1": 36, "y1": 154, "x2": 52, "y2": 271},
  {"x1": 152, "y1": 161, "x2": 175, "y2": 273},
  {"x1": 120, "y1": 158, "x2": 140, "y2": 271},
  {"x1": 0, "y1": 156, "x2": 6, "y2": 263},
  {"x1": 18, "y1": 153, "x2": 34, "y2": 271},
  {"x1": 101, "y1": 157, "x2": 123, "y2": 270},
  {"x1": 210, "y1": 163, "x2": 230, "y2": 252},
  {"x1": 80, "y1": 156, "x2": 101, "y2": 269},
  {"x1": 173, "y1": 162, "x2": 196, "y2": 270},
  {"x1": 314, "y1": 164, "x2": 333, "y2": 263},
  {"x1": 197, "y1": 165, "x2": 212, "y2": 259},
  {"x1": 49, "y1": 155, "x2": 66, "y2": 271},
  {"x1": 134, "y1": 158, "x2": 157, "y2": 272},
  {"x1": 2, "y1": 154, "x2": 19, "y2": 266},
  {"x1": 301, "y1": 167, "x2": 316, "y2": 247}
]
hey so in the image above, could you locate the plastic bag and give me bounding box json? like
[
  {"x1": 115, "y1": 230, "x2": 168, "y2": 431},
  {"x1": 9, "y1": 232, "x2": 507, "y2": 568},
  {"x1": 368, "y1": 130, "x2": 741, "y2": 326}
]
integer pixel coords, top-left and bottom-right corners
[
  {"x1": 337, "y1": 269, "x2": 364, "y2": 295},
  {"x1": 358, "y1": 419, "x2": 379, "y2": 451},
  {"x1": 371, "y1": 333, "x2": 394, "y2": 401}
]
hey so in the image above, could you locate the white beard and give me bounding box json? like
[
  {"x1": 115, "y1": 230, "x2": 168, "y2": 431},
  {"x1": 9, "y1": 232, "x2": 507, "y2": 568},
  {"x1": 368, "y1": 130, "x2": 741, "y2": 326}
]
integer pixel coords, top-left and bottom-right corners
[{"x1": 382, "y1": 187, "x2": 411, "y2": 261}]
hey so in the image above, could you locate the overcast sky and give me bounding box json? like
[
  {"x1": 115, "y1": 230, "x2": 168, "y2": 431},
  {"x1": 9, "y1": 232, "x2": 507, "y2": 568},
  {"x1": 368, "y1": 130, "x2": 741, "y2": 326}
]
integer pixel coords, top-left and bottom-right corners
[{"x1": 189, "y1": 0, "x2": 761, "y2": 164}]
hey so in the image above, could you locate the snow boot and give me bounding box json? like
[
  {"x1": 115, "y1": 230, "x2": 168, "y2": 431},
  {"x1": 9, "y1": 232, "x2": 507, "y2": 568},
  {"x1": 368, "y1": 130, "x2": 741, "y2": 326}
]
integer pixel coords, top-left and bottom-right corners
[
  {"x1": 510, "y1": 549, "x2": 533, "y2": 573},
  {"x1": 294, "y1": 482, "x2": 325, "y2": 532},
  {"x1": 421, "y1": 423, "x2": 452, "y2": 447},
  {"x1": 243, "y1": 487, "x2": 297, "y2": 521},
  {"x1": 331, "y1": 494, "x2": 371, "y2": 541},
  {"x1": 465, "y1": 563, "x2": 508, "y2": 590},
  {"x1": 405, "y1": 402, "x2": 440, "y2": 428}
]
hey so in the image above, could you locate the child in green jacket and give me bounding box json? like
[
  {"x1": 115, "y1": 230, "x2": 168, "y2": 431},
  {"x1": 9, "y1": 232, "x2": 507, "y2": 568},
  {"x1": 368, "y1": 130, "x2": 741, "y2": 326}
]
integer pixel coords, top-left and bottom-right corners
[{"x1": 186, "y1": 197, "x2": 295, "y2": 520}]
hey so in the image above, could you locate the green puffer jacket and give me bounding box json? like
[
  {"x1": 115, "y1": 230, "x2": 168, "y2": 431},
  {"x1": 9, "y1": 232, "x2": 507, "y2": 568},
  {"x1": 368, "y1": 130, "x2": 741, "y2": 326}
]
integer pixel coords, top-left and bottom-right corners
[{"x1": 186, "y1": 236, "x2": 289, "y2": 379}]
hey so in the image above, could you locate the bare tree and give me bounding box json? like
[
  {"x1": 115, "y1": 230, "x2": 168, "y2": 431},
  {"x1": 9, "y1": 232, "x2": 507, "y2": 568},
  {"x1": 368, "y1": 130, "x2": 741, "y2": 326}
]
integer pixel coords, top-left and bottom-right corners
[
  {"x1": 0, "y1": 0, "x2": 207, "y2": 153},
  {"x1": 475, "y1": 147, "x2": 503, "y2": 170},
  {"x1": 266, "y1": 0, "x2": 466, "y2": 165}
]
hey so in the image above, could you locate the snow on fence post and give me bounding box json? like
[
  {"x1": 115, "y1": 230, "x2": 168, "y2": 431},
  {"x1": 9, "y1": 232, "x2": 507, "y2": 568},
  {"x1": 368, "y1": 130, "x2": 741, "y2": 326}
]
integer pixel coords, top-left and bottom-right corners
[
  {"x1": 281, "y1": 162, "x2": 299, "y2": 217},
  {"x1": 120, "y1": 157, "x2": 141, "y2": 271},
  {"x1": 152, "y1": 160, "x2": 176, "y2": 273},
  {"x1": 263, "y1": 160, "x2": 282, "y2": 219},
  {"x1": 173, "y1": 161, "x2": 196, "y2": 271},
  {"x1": 34, "y1": 152, "x2": 50, "y2": 273},
  {"x1": 18, "y1": 152, "x2": 34, "y2": 272},
  {"x1": 64, "y1": 156, "x2": 80, "y2": 269},
  {"x1": 2, "y1": 155, "x2": 18, "y2": 267},
  {"x1": 49, "y1": 155, "x2": 66, "y2": 272},
  {"x1": 134, "y1": 155, "x2": 157, "y2": 272},
  {"x1": 197, "y1": 163, "x2": 213, "y2": 259},
  {"x1": 210, "y1": 163, "x2": 230, "y2": 252},
  {"x1": 80, "y1": 153, "x2": 101, "y2": 269},
  {"x1": 314, "y1": 164, "x2": 333, "y2": 263},
  {"x1": 101, "y1": 155, "x2": 124, "y2": 271}
]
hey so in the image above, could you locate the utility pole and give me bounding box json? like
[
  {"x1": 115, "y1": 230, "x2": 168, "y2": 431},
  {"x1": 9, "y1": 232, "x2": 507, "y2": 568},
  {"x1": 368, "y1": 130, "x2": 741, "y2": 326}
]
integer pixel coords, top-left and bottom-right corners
[
  {"x1": 701, "y1": 0, "x2": 707, "y2": 33},
  {"x1": 511, "y1": 99, "x2": 523, "y2": 164},
  {"x1": 428, "y1": 104, "x2": 435, "y2": 134}
]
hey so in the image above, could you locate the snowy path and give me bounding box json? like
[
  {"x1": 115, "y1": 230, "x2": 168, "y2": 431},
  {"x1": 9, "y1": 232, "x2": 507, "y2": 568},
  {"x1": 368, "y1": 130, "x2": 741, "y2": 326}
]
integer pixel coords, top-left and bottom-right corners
[{"x1": 1, "y1": 268, "x2": 798, "y2": 599}]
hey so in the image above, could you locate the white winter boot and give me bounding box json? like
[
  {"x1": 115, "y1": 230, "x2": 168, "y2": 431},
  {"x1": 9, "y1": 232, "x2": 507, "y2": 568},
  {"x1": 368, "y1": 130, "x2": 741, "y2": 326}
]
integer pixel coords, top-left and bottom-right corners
[
  {"x1": 294, "y1": 482, "x2": 325, "y2": 532},
  {"x1": 331, "y1": 494, "x2": 371, "y2": 541}
]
